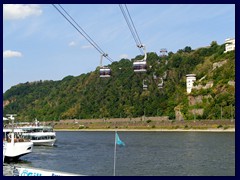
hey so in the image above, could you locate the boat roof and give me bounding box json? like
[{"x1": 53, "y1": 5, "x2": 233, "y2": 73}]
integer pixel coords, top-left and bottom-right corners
[
  {"x1": 20, "y1": 126, "x2": 53, "y2": 129},
  {"x1": 3, "y1": 128, "x2": 25, "y2": 133},
  {"x1": 23, "y1": 133, "x2": 56, "y2": 137}
]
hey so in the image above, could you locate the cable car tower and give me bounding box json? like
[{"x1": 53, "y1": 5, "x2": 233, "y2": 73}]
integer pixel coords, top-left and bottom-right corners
[
  {"x1": 99, "y1": 53, "x2": 111, "y2": 78},
  {"x1": 160, "y1": 48, "x2": 168, "y2": 57},
  {"x1": 133, "y1": 44, "x2": 147, "y2": 73},
  {"x1": 160, "y1": 48, "x2": 168, "y2": 65}
]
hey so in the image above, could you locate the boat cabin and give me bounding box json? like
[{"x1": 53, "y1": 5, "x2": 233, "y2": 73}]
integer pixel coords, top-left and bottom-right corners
[
  {"x1": 19, "y1": 125, "x2": 56, "y2": 146},
  {"x1": 21, "y1": 126, "x2": 54, "y2": 133},
  {"x1": 3, "y1": 129, "x2": 29, "y2": 143}
]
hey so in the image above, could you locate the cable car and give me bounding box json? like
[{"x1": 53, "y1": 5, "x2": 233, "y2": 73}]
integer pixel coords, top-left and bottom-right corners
[
  {"x1": 158, "y1": 78, "x2": 163, "y2": 89},
  {"x1": 133, "y1": 61, "x2": 147, "y2": 72},
  {"x1": 100, "y1": 67, "x2": 111, "y2": 78},
  {"x1": 160, "y1": 48, "x2": 168, "y2": 57},
  {"x1": 133, "y1": 45, "x2": 147, "y2": 73},
  {"x1": 99, "y1": 53, "x2": 111, "y2": 78},
  {"x1": 143, "y1": 79, "x2": 148, "y2": 90}
]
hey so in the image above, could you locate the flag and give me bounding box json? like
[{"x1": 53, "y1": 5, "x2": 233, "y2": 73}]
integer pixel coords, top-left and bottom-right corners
[{"x1": 115, "y1": 132, "x2": 125, "y2": 146}]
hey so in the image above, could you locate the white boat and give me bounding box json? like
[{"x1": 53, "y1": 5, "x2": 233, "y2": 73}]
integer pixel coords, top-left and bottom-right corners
[
  {"x1": 3, "y1": 141, "x2": 7, "y2": 163},
  {"x1": 19, "y1": 119, "x2": 56, "y2": 146},
  {"x1": 3, "y1": 128, "x2": 33, "y2": 162},
  {"x1": 3, "y1": 115, "x2": 33, "y2": 162}
]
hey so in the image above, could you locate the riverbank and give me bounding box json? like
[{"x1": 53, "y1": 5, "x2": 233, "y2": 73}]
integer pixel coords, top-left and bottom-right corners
[
  {"x1": 54, "y1": 128, "x2": 235, "y2": 132},
  {"x1": 51, "y1": 118, "x2": 235, "y2": 132}
]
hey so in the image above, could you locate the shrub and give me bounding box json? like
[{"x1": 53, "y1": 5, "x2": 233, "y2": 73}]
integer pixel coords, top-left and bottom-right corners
[
  {"x1": 223, "y1": 126, "x2": 229, "y2": 130},
  {"x1": 217, "y1": 124, "x2": 223, "y2": 128}
]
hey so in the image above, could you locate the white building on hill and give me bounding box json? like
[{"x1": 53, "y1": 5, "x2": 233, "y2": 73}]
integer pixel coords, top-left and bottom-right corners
[
  {"x1": 186, "y1": 74, "x2": 196, "y2": 94},
  {"x1": 224, "y1": 38, "x2": 235, "y2": 53}
]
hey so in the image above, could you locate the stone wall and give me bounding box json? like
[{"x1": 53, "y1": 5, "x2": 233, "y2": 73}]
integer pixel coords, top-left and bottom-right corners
[{"x1": 59, "y1": 116, "x2": 169, "y2": 124}]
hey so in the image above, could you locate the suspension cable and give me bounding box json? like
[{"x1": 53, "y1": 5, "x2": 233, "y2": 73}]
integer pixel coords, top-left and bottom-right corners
[
  {"x1": 119, "y1": 4, "x2": 144, "y2": 55},
  {"x1": 52, "y1": 4, "x2": 114, "y2": 63},
  {"x1": 125, "y1": 5, "x2": 143, "y2": 48},
  {"x1": 119, "y1": 5, "x2": 140, "y2": 51}
]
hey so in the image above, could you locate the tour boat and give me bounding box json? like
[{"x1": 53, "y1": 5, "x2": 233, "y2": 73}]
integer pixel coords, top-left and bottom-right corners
[
  {"x1": 19, "y1": 119, "x2": 56, "y2": 146},
  {"x1": 3, "y1": 128, "x2": 33, "y2": 162}
]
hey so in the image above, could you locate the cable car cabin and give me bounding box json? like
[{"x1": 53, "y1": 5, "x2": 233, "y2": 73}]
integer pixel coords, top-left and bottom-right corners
[
  {"x1": 158, "y1": 78, "x2": 164, "y2": 89},
  {"x1": 100, "y1": 67, "x2": 111, "y2": 78},
  {"x1": 133, "y1": 61, "x2": 147, "y2": 72},
  {"x1": 143, "y1": 79, "x2": 148, "y2": 90},
  {"x1": 158, "y1": 83, "x2": 163, "y2": 89}
]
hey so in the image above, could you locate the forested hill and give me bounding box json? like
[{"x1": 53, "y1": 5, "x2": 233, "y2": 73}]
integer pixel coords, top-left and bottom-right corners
[{"x1": 3, "y1": 41, "x2": 235, "y2": 122}]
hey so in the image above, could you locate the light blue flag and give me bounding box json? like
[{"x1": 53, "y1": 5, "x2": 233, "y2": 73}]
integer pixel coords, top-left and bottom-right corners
[{"x1": 116, "y1": 132, "x2": 125, "y2": 146}]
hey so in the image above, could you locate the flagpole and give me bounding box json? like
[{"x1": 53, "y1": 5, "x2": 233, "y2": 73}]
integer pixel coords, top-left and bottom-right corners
[{"x1": 113, "y1": 131, "x2": 117, "y2": 176}]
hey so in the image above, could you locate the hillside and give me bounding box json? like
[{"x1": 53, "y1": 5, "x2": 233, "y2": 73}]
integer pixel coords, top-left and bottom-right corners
[{"x1": 3, "y1": 41, "x2": 235, "y2": 122}]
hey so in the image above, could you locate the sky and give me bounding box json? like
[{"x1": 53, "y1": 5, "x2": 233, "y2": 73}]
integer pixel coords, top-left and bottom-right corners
[{"x1": 3, "y1": 4, "x2": 235, "y2": 93}]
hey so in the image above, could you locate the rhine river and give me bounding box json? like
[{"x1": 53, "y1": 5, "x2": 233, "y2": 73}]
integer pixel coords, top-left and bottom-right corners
[{"x1": 7, "y1": 131, "x2": 235, "y2": 176}]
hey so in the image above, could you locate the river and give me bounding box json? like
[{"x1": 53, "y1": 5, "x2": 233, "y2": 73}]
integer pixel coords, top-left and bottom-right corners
[{"x1": 6, "y1": 131, "x2": 235, "y2": 176}]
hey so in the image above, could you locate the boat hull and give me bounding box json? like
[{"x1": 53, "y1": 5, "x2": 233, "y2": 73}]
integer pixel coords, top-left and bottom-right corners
[
  {"x1": 31, "y1": 139, "x2": 56, "y2": 146},
  {"x1": 4, "y1": 141, "x2": 33, "y2": 162}
]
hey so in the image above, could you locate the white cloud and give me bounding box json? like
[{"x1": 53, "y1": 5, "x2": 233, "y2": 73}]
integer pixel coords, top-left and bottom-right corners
[
  {"x1": 3, "y1": 4, "x2": 42, "y2": 20},
  {"x1": 3, "y1": 50, "x2": 22, "y2": 58},
  {"x1": 68, "y1": 41, "x2": 77, "y2": 47},
  {"x1": 119, "y1": 54, "x2": 129, "y2": 59}
]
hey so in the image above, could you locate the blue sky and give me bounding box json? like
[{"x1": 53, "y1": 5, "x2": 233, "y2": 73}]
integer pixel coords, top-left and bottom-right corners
[{"x1": 3, "y1": 4, "x2": 235, "y2": 92}]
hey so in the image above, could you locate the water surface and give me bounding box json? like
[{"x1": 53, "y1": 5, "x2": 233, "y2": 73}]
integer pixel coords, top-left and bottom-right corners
[{"x1": 12, "y1": 131, "x2": 235, "y2": 176}]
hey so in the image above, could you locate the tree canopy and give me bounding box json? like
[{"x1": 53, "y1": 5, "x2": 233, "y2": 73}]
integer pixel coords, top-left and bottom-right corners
[{"x1": 3, "y1": 42, "x2": 235, "y2": 121}]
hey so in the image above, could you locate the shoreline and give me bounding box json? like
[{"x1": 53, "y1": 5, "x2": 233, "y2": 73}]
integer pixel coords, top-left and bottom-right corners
[{"x1": 54, "y1": 128, "x2": 235, "y2": 132}]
